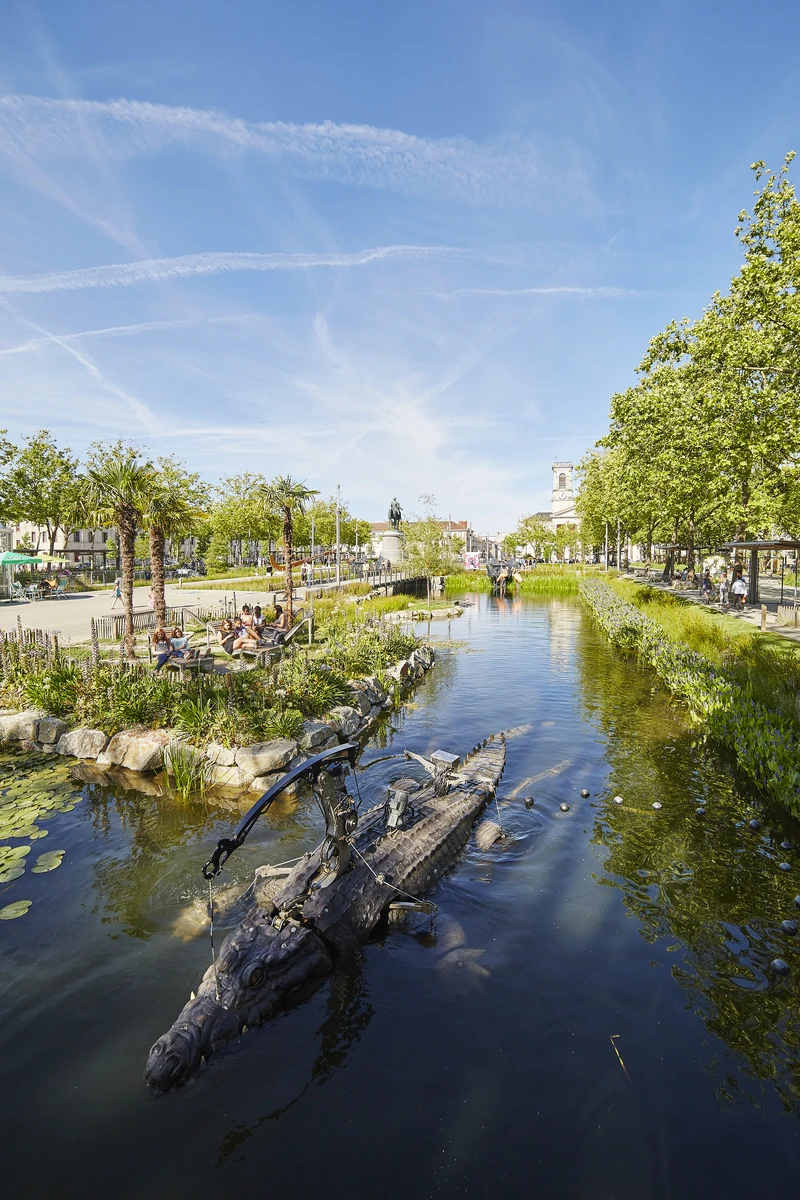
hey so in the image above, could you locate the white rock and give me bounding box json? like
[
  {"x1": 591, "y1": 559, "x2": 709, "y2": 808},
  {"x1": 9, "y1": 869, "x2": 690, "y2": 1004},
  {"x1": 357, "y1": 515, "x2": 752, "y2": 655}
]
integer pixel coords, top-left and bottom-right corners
[
  {"x1": 104, "y1": 729, "x2": 171, "y2": 773},
  {"x1": 206, "y1": 763, "x2": 252, "y2": 790},
  {"x1": 205, "y1": 741, "x2": 236, "y2": 767},
  {"x1": 299, "y1": 720, "x2": 334, "y2": 750},
  {"x1": 37, "y1": 716, "x2": 69, "y2": 745},
  {"x1": 0, "y1": 710, "x2": 41, "y2": 741},
  {"x1": 328, "y1": 706, "x2": 361, "y2": 738},
  {"x1": 235, "y1": 738, "x2": 297, "y2": 777},
  {"x1": 56, "y1": 728, "x2": 109, "y2": 759}
]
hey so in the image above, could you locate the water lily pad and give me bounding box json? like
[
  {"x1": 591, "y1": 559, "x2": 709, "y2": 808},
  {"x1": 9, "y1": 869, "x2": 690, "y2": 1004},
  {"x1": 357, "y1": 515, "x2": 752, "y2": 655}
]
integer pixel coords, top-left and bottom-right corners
[
  {"x1": 0, "y1": 865, "x2": 25, "y2": 882},
  {"x1": 32, "y1": 850, "x2": 65, "y2": 874},
  {"x1": 8, "y1": 824, "x2": 41, "y2": 839},
  {"x1": 0, "y1": 900, "x2": 32, "y2": 920},
  {"x1": 28, "y1": 827, "x2": 48, "y2": 839}
]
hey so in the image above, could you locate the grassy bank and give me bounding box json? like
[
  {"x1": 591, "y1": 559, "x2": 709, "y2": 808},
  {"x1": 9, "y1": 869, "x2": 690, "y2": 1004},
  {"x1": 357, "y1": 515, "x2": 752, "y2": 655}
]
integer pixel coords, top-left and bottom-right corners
[
  {"x1": 581, "y1": 579, "x2": 800, "y2": 812},
  {"x1": 609, "y1": 577, "x2": 800, "y2": 730},
  {"x1": 445, "y1": 565, "x2": 608, "y2": 597},
  {"x1": 0, "y1": 603, "x2": 418, "y2": 747}
]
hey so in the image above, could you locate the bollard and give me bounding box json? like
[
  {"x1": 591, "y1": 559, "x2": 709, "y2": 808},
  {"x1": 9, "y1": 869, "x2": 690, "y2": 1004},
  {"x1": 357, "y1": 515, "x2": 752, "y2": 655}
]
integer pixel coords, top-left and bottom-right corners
[{"x1": 761, "y1": 604, "x2": 767, "y2": 632}]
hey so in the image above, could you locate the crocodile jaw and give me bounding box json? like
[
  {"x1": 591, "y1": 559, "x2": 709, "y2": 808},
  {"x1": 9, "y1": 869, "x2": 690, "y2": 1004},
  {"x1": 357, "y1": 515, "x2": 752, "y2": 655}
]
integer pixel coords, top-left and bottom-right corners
[{"x1": 145, "y1": 912, "x2": 332, "y2": 1091}]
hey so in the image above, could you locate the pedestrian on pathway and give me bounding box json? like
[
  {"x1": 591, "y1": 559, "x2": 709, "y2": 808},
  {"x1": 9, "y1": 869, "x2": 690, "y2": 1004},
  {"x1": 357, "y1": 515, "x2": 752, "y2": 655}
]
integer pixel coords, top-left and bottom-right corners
[
  {"x1": 111, "y1": 577, "x2": 122, "y2": 609},
  {"x1": 700, "y1": 570, "x2": 713, "y2": 603},
  {"x1": 718, "y1": 569, "x2": 730, "y2": 607},
  {"x1": 731, "y1": 574, "x2": 748, "y2": 610},
  {"x1": 147, "y1": 587, "x2": 156, "y2": 611}
]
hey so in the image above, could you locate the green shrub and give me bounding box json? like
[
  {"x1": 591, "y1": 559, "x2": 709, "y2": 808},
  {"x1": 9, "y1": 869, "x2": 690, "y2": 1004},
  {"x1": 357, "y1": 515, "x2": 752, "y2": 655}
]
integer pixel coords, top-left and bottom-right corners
[
  {"x1": 262, "y1": 707, "x2": 305, "y2": 740},
  {"x1": 23, "y1": 663, "x2": 81, "y2": 716}
]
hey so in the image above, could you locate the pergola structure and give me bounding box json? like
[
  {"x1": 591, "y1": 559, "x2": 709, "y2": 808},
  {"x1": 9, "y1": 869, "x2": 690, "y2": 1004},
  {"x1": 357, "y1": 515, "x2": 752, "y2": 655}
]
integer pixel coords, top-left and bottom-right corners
[{"x1": 720, "y1": 539, "x2": 800, "y2": 605}]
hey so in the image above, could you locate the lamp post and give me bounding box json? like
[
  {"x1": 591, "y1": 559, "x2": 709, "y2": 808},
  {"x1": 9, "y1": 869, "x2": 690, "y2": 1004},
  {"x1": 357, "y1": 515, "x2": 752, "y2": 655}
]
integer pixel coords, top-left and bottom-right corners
[{"x1": 335, "y1": 485, "x2": 341, "y2": 588}]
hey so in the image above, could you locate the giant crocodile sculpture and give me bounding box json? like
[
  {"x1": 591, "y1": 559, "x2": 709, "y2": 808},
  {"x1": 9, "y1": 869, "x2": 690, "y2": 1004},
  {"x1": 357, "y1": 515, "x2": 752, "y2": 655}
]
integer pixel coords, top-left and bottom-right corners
[{"x1": 144, "y1": 734, "x2": 506, "y2": 1091}]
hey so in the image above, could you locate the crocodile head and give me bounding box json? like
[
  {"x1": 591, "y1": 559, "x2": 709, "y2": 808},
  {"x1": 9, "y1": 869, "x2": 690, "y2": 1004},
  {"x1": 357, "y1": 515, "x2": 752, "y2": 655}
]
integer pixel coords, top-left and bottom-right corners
[{"x1": 144, "y1": 909, "x2": 332, "y2": 1091}]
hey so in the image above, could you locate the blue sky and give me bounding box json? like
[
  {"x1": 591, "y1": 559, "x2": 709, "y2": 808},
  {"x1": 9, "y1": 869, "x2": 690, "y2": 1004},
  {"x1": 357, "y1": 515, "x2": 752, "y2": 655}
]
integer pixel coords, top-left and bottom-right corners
[{"x1": 1, "y1": 0, "x2": 799, "y2": 530}]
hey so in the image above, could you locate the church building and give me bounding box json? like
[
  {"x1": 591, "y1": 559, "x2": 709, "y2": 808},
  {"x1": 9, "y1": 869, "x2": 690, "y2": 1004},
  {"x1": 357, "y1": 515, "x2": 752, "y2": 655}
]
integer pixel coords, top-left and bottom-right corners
[{"x1": 530, "y1": 461, "x2": 579, "y2": 530}]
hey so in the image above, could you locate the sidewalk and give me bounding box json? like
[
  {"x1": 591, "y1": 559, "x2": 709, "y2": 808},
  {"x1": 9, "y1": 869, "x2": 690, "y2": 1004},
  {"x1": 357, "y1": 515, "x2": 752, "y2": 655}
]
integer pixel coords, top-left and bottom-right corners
[{"x1": 627, "y1": 573, "x2": 800, "y2": 645}]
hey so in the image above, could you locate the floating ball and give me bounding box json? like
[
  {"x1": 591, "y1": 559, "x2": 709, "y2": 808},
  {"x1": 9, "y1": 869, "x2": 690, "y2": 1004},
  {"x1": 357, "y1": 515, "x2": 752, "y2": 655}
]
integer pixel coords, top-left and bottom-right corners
[
  {"x1": 613, "y1": 796, "x2": 624, "y2": 805},
  {"x1": 580, "y1": 789, "x2": 590, "y2": 798},
  {"x1": 749, "y1": 819, "x2": 762, "y2": 832},
  {"x1": 771, "y1": 958, "x2": 790, "y2": 976},
  {"x1": 795, "y1": 896, "x2": 800, "y2": 909},
  {"x1": 696, "y1": 807, "x2": 706, "y2": 816},
  {"x1": 779, "y1": 862, "x2": 792, "y2": 873},
  {"x1": 559, "y1": 803, "x2": 570, "y2": 813},
  {"x1": 524, "y1": 795, "x2": 535, "y2": 809},
  {"x1": 780, "y1": 919, "x2": 798, "y2": 936},
  {"x1": 652, "y1": 802, "x2": 662, "y2": 811},
  {"x1": 780, "y1": 841, "x2": 793, "y2": 852}
]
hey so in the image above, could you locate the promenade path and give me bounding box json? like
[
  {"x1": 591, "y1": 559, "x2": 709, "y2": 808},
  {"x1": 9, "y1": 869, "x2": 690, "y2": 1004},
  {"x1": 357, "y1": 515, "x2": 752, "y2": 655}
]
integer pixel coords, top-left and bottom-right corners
[
  {"x1": 626, "y1": 572, "x2": 800, "y2": 645},
  {"x1": 0, "y1": 570, "x2": 419, "y2": 645}
]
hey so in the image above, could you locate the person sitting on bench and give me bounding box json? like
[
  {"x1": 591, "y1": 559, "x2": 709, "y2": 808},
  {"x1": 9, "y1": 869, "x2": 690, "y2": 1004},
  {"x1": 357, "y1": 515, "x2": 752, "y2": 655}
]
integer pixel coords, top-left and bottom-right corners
[
  {"x1": 259, "y1": 604, "x2": 290, "y2": 645},
  {"x1": 153, "y1": 627, "x2": 174, "y2": 671},
  {"x1": 217, "y1": 619, "x2": 257, "y2": 656}
]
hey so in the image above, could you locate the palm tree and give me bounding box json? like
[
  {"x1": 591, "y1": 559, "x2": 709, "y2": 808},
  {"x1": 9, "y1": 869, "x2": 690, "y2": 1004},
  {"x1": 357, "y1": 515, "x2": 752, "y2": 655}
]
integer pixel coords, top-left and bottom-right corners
[
  {"x1": 143, "y1": 484, "x2": 206, "y2": 624},
  {"x1": 259, "y1": 475, "x2": 318, "y2": 625},
  {"x1": 80, "y1": 447, "x2": 156, "y2": 656}
]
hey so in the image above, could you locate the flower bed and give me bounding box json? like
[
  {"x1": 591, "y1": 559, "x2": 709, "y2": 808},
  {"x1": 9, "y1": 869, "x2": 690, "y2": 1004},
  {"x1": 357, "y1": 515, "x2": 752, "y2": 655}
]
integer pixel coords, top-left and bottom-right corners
[{"x1": 580, "y1": 580, "x2": 800, "y2": 813}]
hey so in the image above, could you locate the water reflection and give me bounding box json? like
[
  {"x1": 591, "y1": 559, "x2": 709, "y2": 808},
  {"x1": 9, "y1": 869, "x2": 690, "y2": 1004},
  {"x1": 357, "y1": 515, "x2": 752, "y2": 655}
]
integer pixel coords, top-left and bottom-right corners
[{"x1": 577, "y1": 627, "x2": 800, "y2": 1113}]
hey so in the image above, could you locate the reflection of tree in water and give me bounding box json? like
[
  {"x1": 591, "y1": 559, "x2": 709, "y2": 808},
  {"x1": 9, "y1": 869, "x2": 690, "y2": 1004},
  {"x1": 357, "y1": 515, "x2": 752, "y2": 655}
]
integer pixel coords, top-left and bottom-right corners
[
  {"x1": 368, "y1": 644, "x2": 458, "y2": 751},
  {"x1": 575, "y1": 614, "x2": 800, "y2": 1114},
  {"x1": 215, "y1": 950, "x2": 373, "y2": 1168},
  {"x1": 82, "y1": 775, "x2": 322, "y2": 941}
]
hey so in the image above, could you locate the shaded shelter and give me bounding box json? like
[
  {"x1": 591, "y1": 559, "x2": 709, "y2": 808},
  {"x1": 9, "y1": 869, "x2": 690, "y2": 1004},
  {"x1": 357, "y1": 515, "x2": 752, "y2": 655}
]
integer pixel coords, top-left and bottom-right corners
[{"x1": 720, "y1": 539, "x2": 800, "y2": 605}]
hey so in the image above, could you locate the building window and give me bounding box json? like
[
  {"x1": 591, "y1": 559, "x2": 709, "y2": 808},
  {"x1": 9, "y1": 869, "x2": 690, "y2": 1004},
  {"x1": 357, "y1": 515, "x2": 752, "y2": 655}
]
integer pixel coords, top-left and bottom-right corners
[
  {"x1": 73, "y1": 531, "x2": 81, "y2": 542},
  {"x1": 101, "y1": 532, "x2": 108, "y2": 543},
  {"x1": 558, "y1": 473, "x2": 567, "y2": 490}
]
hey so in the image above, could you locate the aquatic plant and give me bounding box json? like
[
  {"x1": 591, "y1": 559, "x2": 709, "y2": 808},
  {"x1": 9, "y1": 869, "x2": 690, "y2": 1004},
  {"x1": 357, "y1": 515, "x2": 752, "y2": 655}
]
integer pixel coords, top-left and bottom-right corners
[
  {"x1": 165, "y1": 739, "x2": 210, "y2": 798},
  {"x1": 580, "y1": 580, "x2": 800, "y2": 813}
]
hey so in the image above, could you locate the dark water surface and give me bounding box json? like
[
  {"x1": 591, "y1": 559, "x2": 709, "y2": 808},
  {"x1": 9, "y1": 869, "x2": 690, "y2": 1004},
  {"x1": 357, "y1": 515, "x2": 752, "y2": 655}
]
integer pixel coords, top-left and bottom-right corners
[{"x1": 2, "y1": 595, "x2": 800, "y2": 1199}]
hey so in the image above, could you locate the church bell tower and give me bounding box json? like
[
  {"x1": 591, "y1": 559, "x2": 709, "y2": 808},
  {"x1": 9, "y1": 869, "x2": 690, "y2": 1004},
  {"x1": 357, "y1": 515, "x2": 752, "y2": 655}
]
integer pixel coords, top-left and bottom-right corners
[{"x1": 551, "y1": 462, "x2": 574, "y2": 521}]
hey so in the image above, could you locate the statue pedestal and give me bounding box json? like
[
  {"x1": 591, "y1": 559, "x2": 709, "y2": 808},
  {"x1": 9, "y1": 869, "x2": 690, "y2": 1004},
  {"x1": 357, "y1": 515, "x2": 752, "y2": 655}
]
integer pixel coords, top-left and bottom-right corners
[{"x1": 380, "y1": 529, "x2": 404, "y2": 566}]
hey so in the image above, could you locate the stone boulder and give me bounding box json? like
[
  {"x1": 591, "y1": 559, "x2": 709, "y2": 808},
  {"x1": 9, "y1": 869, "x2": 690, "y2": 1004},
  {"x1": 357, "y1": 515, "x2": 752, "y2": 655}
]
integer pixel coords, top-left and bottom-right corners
[
  {"x1": 56, "y1": 727, "x2": 109, "y2": 760},
  {"x1": 361, "y1": 676, "x2": 387, "y2": 705},
  {"x1": 346, "y1": 687, "x2": 372, "y2": 717},
  {"x1": 163, "y1": 740, "x2": 206, "y2": 776},
  {"x1": 235, "y1": 738, "x2": 297, "y2": 778},
  {"x1": 248, "y1": 771, "x2": 280, "y2": 794},
  {"x1": 205, "y1": 741, "x2": 236, "y2": 767},
  {"x1": 37, "y1": 716, "x2": 69, "y2": 745},
  {"x1": 386, "y1": 660, "x2": 411, "y2": 682},
  {"x1": 206, "y1": 763, "x2": 252, "y2": 790},
  {"x1": 104, "y1": 728, "x2": 172, "y2": 773},
  {"x1": 0, "y1": 710, "x2": 42, "y2": 742},
  {"x1": 299, "y1": 720, "x2": 334, "y2": 750},
  {"x1": 328, "y1": 706, "x2": 361, "y2": 738}
]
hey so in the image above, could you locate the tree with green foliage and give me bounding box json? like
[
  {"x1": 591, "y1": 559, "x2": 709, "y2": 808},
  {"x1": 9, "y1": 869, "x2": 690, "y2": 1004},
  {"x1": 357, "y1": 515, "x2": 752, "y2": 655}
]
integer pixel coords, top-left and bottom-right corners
[
  {"x1": 514, "y1": 513, "x2": 556, "y2": 561},
  {"x1": 258, "y1": 476, "x2": 319, "y2": 624},
  {"x1": 403, "y1": 495, "x2": 460, "y2": 605},
  {"x1": 79, "y1": 443, "x2": 157, "y2": 656},
  {"x1": 210, "y1": 472, "x2": 278, "y2": 567},
  {"x1": 2, "y1": 430, "x2": 81, "y2": 554},
  {"x1": 143, "y1": 459, "x2": 208, "y2": 623}
]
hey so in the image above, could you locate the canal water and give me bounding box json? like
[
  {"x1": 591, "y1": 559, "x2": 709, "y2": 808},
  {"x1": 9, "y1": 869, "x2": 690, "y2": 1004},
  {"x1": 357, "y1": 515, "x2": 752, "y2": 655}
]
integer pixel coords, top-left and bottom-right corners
[{"x1": 2, "y1": 595, "x2": 800, "y2": 1199}]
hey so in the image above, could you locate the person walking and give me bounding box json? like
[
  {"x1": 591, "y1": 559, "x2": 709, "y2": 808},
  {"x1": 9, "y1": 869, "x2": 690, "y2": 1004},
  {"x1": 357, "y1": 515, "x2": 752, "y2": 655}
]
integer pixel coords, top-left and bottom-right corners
[
  {"x1": 700, "y1": 570, "x2": 713, "y2": 604},
  {"x1": 718, "y1": 569, "x2": 730, "y2": 607},
  {"x1": 731, "y1": 573, "x2": 748, "y2": 611},
  {"x1": 111, "y1": 577, "x2": 123, "y2": 609}
]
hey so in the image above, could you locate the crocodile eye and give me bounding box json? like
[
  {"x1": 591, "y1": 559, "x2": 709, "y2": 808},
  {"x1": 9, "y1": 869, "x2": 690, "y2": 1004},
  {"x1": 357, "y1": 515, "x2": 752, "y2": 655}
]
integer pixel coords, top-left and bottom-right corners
[{"x1": 248, "y1": 966, "x2": 265, "y2": 988}]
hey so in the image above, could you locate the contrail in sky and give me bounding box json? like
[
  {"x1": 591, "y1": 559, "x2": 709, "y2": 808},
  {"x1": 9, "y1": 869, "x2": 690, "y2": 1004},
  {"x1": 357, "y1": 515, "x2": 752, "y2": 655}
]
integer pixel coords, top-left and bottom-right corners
[{"x1": 0, "y1": 245, "x2": 461, "y2": 294}]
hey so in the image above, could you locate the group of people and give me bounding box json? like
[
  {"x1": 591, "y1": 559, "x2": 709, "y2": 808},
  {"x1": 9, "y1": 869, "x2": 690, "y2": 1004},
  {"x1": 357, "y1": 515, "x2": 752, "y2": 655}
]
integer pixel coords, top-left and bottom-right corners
[
  {"x1": 152, "y1": 626, "x2": 196, "y2": 671},
  {"x1": 216, "y1": 603, "x2": 290, "y2": 656},
  {"x1": 693, "y1": 565, "x2": 748, "y2": 610}
]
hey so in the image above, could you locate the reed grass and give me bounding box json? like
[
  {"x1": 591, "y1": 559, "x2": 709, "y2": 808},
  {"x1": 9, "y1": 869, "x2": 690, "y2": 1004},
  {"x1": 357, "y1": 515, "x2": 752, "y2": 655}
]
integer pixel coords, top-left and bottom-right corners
[{"x1": 610, "y1": 577, "x2": 800, "y2": 730}]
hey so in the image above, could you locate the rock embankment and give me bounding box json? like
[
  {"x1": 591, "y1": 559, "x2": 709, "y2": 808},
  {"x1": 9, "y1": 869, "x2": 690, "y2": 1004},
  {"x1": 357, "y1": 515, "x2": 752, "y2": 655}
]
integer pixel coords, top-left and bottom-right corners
[{"x1": 0, "y1": 645, "x2": 436, "y2": 799}]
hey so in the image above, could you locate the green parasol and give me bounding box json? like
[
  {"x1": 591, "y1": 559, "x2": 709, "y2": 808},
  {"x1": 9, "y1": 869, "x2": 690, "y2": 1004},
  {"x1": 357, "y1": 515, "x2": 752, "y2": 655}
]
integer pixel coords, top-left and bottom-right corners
[{"x1": 0, "y1": 551, "x2": 43, "y2": 566}]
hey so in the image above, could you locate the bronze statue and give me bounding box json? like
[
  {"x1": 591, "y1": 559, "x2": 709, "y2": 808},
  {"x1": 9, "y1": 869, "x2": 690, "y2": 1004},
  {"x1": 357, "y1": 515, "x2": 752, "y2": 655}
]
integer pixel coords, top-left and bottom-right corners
[{"x1": 388, "y1": 498, "x2": 403, "y2": 529}]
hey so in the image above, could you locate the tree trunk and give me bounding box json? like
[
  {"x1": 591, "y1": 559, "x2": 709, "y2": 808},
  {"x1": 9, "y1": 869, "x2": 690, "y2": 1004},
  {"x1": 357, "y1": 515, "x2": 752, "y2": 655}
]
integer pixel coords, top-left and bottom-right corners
[
  {"x1": 686, "y1": 514, "x2": 696, "y2": 572},
  {"x1": 118, "y1": 511, "x2": 137, "y2": 657},
  {"x1": 48, "y1": 525, "x2": 57, "y2": 556},
  {"x1": 283, "y1": 508, "x2": 294, "y2": 625},
  {"x1": 150, "y1": 527, "x2": 167, "y2": 624}
]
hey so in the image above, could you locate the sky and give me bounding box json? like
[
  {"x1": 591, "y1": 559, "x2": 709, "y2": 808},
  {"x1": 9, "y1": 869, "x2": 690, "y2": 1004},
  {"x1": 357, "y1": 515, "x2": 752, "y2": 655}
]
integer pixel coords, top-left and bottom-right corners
[{"x1": 1, "y1": 0, "x2": 800, "y2": 532}]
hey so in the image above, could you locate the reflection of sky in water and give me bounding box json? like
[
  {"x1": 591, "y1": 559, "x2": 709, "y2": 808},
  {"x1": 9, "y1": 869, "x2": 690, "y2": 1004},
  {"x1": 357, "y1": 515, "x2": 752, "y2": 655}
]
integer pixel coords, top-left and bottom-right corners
[{"x1": 0, "y1": 593, "x2": 799, "y2": 1198}]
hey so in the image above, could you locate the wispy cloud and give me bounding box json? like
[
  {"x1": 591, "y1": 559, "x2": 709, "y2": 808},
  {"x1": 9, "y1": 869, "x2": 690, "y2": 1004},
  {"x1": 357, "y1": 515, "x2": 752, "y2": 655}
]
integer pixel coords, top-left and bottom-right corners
[
  {"x1": 0, "y1": 95, "x2": 577, "y2": 204},
  {"x1": 431, "y1": 285, "x2": 650, "y2": 298},
  {"x1": 0, "y1": 244, "x2": 461, "y2": 295},
  {"x1": 0, "y1": 313, "x2": 260, "y2": 354}
]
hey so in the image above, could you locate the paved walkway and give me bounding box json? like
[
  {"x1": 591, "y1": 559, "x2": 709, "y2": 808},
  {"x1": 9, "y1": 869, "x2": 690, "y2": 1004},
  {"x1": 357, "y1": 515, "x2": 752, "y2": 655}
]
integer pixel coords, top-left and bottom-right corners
[
  {"x1": 0, "y1": 571, "x2": 418, "y2": 645},
  {"x1": 627, "y1": 573, "x2": 800, "y2": 645}
]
